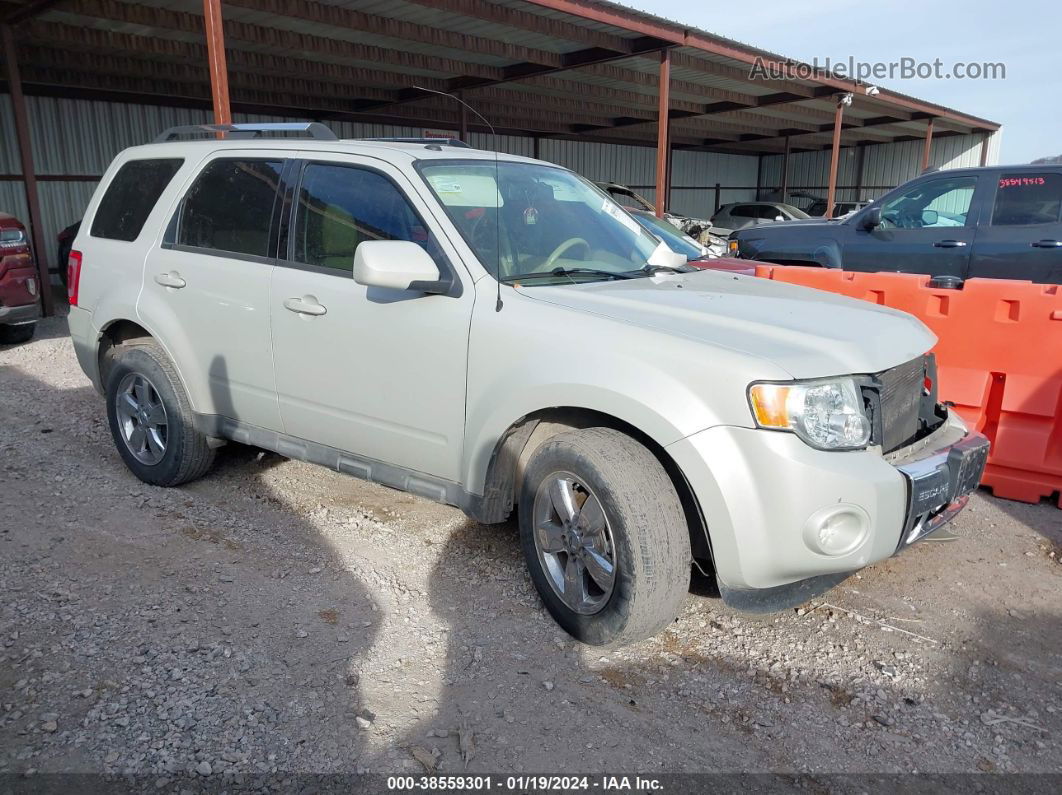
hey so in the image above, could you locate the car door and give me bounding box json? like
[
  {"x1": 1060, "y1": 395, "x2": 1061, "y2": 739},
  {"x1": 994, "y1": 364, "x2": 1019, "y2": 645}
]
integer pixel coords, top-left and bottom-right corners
[
  {"x1": 269, "y1": 154, "x2": 473, "y2": 481},
  {"x1": 842, "y1": 174, "x2": 983, "y2": 277},
  {"x1": 968, "y1": 170, "x2": 1062, "y2": 283},
  {"x1": 143, "y1": 153, "x2": 286, "y2": 430}
]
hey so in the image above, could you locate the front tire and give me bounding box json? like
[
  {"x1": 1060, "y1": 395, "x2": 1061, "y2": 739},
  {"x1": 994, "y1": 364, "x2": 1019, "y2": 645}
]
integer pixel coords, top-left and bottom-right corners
[
  {"x1": 519, "y1": 428, "x2": 691, "y2": 646},
  {"x1": 105, "y1": 342, "x2": 214, "y2": 486}
]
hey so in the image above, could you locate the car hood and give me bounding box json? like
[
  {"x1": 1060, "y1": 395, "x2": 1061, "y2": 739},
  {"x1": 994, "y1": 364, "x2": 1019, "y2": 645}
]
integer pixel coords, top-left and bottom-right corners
[
  {"x1": 518, "y1": 270, "x2": 935, "y2": 379},
  {"x1": 738, "y1": 217, "x2": 841, "y2": 232}
]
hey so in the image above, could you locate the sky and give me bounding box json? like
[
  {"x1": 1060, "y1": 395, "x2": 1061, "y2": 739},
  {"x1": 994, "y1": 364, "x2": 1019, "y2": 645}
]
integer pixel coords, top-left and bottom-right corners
[{"x1": 619, "y1": 0, "x2": 1054, "y2": 164}]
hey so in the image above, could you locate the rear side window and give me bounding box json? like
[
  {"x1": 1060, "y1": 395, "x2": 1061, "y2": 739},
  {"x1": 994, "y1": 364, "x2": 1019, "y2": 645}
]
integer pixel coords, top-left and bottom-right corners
[
  {"x1": 991, "y1": 173, "x2": 1062, "y2": 226},
  {"x1": 90, "y1": 158, "x2": 183, "y2": 241},
  {"x1": 178, "y1": 159, "x2": 283, "y2": 258}
]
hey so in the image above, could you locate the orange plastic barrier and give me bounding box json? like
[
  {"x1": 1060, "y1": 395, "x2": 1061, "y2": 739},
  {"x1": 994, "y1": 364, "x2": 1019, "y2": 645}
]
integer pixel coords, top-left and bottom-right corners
[{"x1": 755, "y1": 265, "x2": 1062, "y2": 507}]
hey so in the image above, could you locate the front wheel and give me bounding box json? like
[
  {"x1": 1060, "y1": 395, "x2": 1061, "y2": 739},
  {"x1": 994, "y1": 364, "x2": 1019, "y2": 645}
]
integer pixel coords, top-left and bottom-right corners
[{"x1": 519, "y1": 428, "x2": 691, "y2": 646}]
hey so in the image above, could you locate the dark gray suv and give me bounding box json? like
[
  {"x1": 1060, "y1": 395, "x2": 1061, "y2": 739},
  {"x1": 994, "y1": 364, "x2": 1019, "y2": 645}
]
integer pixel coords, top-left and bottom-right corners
[{"x1": 730, "y1": 165, "x2": 1062, "y2": 284}]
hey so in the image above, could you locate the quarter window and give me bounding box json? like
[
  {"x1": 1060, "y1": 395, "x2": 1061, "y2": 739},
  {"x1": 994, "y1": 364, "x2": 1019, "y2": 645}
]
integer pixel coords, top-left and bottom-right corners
[
  {"x1": 290, "y1": 163, "x2": 445, "y2": 271},
  {"x1": 991, "y1": 174, "x2": 1062, "y2": 226},
  {"x1": 91, "y1": 158, "x2": 184, "y2": 241},
  {"x1": 178, "y1": 159, "x2": 283, "y2": 258}
]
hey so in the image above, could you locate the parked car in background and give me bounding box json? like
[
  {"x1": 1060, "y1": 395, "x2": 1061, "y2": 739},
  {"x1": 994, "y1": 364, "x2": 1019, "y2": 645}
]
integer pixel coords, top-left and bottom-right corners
[
  {"x1": 597, "y1": 181, "x2": 726, "y2": 253},
  {"x1": 0, "y1": 212, "x2": 41, "y2": 344},
  {"x1": 729, "y1": 164, "x2": 1062, "y2": 284},
  {"x1": 806, "y1": 199, "x2": 871, "y2": 218},
  {"x1": 628, "y1": 208, "x2": 712, "y2": 262},
  {"x1": 57, "y1": 220, "x2": 82, "y2": 290},
  {"x1": 69, "y1": 125, "x2": 987, "y2": 646},
  {"x1": 710, "y1": 201, "x2": 809, "y2": 231}
]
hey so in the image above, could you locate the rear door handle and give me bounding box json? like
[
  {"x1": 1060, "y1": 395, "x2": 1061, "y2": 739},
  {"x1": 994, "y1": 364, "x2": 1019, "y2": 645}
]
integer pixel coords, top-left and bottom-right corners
[
  {"x1": 933, "y1": 240, "x2": 968, "y2": 248},
  {"x1": 1031, "y1": 239, "x2": 1062, "y2": 248},
  {"x1": 153, "y1": 271, "x2": 186, "y2": 288},
  {"x1": 283, "y1": 296, "x2": 327, "y2": 316}
]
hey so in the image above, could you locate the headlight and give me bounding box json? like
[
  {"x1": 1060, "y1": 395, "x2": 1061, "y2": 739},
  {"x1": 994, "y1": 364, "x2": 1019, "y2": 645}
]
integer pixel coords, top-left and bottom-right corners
[{"x1": 748, "y1": 378, "x2": 871, "y2": 450}]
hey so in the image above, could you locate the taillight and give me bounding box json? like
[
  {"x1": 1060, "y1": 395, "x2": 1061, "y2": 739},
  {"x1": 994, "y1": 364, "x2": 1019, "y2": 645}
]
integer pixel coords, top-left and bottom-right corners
[{"x1": 67, "y1": 250, "x2": 83, "y2": 306}]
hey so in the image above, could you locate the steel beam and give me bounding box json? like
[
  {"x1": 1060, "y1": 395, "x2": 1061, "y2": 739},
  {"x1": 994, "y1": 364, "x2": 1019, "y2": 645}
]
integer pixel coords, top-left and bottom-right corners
[
  {"x1": 655, "y1": 50, "x2": 670, "y2": 217},
  {"x1": 825, "y1": 99, "x2": 845, "y2": 219},
  {"x1": 202, "y1": 0, "x2": 230, "y2": 126},
  {"x1": 1, "y1": 23, "x2": 53, "y2": 315},
  {"x1": 921, "y1": 117, "x2": 934, "y2": 171}
]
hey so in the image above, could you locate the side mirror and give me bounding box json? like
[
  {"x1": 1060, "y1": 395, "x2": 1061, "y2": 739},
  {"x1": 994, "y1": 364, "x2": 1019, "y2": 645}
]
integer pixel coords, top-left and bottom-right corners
[
  {"x1": 860, "y1": 206, "x2": 882, "y2": 230},
  {"x1": 353, "y1": 240, "x2": 448, "y2": 294},
  {"x1": 774, "y1": 215, "x2": 785, "y2": 222},
  {"x1": 921, "y1": 209, "x2": 939, "y2": 226}
]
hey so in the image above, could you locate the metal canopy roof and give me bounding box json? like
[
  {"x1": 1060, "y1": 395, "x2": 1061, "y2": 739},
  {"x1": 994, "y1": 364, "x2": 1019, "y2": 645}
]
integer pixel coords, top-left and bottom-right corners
[{"x1": 0, "y1": 0, "x2": 1000, "y2": 155}]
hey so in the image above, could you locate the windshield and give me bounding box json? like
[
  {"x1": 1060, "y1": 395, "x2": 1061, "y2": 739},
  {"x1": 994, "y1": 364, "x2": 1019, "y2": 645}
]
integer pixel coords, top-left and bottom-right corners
[
  {"x1": 420, "y1": 161, "x2": 662, "y2": 283},
  {"x1": 629, "y1": 210, "x2": 706, "y2": 260}
]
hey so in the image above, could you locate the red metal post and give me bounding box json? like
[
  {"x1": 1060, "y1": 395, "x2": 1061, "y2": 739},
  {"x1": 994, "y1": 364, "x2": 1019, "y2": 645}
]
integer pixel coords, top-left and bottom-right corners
[
  {"x1": 654, "y1": 49, "x2": 670, "y2": 217},
  {"x1": 824, "y1": 99, "x2": 845, "y2": 219},
  {"x1": 1, "y1": 23, "x2": 53, "y2": 316},
  {"x1": 202, "y1": 0, "x2": 232, "y2": 126},
  {"x1": 921, "y1": 117, "x2": 934, "y2": 171},
  {"x1": 780, "y1": 135, "x2": 790, "y2": 202}
]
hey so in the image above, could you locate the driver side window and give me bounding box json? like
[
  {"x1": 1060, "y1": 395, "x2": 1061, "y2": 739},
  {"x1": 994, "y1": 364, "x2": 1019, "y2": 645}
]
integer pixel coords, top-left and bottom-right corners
[
  {"x1": 880, "y1": 176, "x2": 977, "y2": 229},
  {"x1": 291, "y1": 163, "x2": 446, "y2": 272}
]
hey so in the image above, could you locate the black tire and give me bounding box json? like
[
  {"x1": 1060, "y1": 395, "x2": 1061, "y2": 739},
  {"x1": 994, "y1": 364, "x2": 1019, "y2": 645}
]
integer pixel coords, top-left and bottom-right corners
[
  {"x1": 0, "y1": 322, "x2": 35, "y2": 345},
  {"x1": 518, "y1": 428, "x2": 691, "y2": 646},
  {"x1": 105, "y1": 342, "x2": 215, "y2": 487}
]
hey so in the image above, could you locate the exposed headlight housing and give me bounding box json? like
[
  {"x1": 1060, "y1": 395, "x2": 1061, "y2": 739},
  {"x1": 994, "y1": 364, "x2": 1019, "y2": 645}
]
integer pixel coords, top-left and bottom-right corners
[{"x1": 748, "y1": 378, "x2": 872, "y2": 450}]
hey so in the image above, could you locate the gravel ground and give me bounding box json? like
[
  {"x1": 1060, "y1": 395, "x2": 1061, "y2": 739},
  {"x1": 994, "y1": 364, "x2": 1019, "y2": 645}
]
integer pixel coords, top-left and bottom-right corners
[{"x1": 1, "y1": 316, "x2": 1061, "y2": 785}]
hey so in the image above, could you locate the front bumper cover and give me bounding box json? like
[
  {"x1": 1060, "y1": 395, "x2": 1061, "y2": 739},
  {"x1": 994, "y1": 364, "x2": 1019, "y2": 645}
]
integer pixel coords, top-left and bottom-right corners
[{"x1": 893, "y1": 429, "x2": 990, "y2": 550}]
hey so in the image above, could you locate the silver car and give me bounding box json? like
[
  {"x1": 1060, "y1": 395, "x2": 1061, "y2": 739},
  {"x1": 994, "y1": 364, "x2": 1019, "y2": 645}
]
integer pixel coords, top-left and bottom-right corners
[
  {"x1": 711, "y1": 201, "x2": 810, "y2": 231},
  {"x1": 66, "y1": 124, "x2": 988, "y2": 646}
]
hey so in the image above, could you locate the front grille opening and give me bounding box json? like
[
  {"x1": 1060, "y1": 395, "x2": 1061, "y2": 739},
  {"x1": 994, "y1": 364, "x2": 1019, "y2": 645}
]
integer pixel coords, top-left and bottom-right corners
[{"x1": 862, "y1": 354, "x2": 946, "y2": 453}]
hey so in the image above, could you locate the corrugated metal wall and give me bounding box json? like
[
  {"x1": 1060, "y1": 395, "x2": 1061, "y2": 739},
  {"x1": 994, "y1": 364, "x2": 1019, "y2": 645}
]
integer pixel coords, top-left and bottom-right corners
[
  {"x1": 760, "y1": 132, "x2": 999, "y2": 209},
  {"x1": 2, "y1": 93, "x2": 995, "y2": 270},
  {"x1": 1, "y1": 94, "x2": 762, "y2": 268}
]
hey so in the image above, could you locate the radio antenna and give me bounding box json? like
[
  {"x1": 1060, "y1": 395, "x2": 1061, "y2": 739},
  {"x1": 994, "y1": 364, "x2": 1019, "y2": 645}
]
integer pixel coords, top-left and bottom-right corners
[{"x1": 412, "y1": 86, "x2": 504, "y2": 311}]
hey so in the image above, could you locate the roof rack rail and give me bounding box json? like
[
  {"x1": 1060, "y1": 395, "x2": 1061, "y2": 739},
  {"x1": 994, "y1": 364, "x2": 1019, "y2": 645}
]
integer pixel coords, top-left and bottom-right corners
[
  {"x1": 360, "y1": 137, "x2": 472, "y2": 149},
  {"x1": 153, "y1": 122, "x2": 338, "y2": 143}
]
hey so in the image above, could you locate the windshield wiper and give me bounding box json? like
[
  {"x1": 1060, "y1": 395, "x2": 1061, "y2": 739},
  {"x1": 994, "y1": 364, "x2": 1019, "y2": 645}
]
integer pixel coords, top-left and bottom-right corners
[
  {"x1": 503, "y1": 267, "x2": 635, "y2": 283},
  {"x1": 639, "y1": 264, "x2": 689, "y2": 274}
]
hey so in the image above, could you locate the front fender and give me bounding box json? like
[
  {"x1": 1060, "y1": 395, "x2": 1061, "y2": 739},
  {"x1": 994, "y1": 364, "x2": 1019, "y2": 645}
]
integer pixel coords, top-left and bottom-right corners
[{"x1": 461, "y1": 282, "x2": 788, "y2": 494}]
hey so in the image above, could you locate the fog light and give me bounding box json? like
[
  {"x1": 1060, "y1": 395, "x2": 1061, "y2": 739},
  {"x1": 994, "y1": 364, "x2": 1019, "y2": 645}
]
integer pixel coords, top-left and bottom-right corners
[{"x1": 802, "y1": 504, "x2": 870, "y2": 556}]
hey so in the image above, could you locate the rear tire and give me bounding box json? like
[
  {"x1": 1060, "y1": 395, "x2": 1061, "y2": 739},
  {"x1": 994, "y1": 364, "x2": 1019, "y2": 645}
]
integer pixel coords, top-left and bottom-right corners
[
  {"x1": 105, "y1": 342, "x2": 214, "y2": 486},
  {"x1": 519, "y1": 428, "x2": 691, "y2": 646},
  {"x1": 0, "y1": 322, "x2": 35, "y2": 344}
]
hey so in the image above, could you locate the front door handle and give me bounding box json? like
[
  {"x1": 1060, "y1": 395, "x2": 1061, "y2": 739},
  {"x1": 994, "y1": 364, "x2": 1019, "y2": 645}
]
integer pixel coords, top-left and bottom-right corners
[
  {"x1": 283, "y1": 296, "x2": 327, "y2": 316},
  {"x1": 933, "y1": 240, "x2": 968, "y2": 248},
  {"x1": 1031, "y1": 239, "x2": 1062, "y2": 248},
  {"x1": 153, "y1": 271, "x2": 186, "y2": 288}
]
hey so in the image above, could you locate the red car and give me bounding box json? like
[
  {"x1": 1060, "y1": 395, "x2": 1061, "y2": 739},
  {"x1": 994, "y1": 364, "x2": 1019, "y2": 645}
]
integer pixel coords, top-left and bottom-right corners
[{"x1": 0, "y1": 212, "x2": 41, "y2": 344}]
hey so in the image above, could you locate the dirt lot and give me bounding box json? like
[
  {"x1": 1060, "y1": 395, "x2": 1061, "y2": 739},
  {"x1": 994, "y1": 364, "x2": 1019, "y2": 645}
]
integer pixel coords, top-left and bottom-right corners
[{"x1": 2, "y1": 316, "x2": 1061, "y2": 785}]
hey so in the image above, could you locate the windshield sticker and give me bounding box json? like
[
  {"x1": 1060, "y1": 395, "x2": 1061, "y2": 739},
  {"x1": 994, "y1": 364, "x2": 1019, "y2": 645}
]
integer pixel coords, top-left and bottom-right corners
[
  {"x1": 426, "y1": 173, "x2": 504, "y2": 207},
  {"x1": 601, "y1": 199, "x2": 642, "y2": 235}
]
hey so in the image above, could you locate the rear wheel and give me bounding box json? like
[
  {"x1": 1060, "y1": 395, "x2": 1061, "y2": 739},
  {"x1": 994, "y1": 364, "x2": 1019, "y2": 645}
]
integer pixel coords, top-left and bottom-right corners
[
  {"x1": 0, "y1": 322, "x2": 35, "y2": 345},
  {"x1": 519, "y1": 428, "x2": 691, "y2": 646},
  {"x1": 105, "y1": 342, "x2": 214, "y2": 486}
]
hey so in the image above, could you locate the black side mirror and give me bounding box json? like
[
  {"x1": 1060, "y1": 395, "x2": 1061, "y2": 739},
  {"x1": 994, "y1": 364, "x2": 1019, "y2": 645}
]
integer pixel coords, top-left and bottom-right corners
[{"x1": 860, "y1": 206, "x2": 882, "y2": 230}]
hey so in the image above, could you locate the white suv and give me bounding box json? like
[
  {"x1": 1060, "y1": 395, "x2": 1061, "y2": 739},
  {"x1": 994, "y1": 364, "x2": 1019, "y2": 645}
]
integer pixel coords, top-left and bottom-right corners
[{"x1": 67, "y1": 123, "x2": 988, "y2": 646}]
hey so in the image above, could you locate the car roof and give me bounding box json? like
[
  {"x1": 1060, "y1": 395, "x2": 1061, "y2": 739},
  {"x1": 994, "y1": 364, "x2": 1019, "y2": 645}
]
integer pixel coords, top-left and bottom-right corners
[{"x1": 112, "y1": 138, "x2": 543, "y2": 168}]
